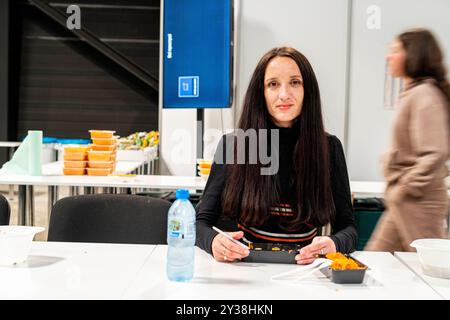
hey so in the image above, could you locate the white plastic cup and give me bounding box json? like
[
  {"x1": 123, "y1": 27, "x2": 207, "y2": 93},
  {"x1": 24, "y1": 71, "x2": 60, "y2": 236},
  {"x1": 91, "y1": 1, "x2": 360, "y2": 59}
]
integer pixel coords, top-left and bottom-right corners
[{"x1": 0, "y1": 226, "x2": 45, "y2": 265}]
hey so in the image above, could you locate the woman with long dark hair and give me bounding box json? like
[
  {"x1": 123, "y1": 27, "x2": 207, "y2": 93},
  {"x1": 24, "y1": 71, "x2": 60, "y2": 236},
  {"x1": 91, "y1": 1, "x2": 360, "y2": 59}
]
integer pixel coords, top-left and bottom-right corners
[
  {"x1": 366, "y1": 29, "x2": 450, "y2": 252},
  {"x1": 196, "y1": 47, "x2": 357, "y2": 263}
]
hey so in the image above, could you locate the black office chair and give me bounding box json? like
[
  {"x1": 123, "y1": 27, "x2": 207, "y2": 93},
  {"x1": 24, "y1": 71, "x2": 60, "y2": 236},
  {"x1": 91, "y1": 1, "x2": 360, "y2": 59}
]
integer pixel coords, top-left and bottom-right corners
[
  {"x1": 47, "y1": 194, "x2": 171, "y2": 244},
  {"x1": 0, "y1": 194, "x2": 10, "y2": 225}
]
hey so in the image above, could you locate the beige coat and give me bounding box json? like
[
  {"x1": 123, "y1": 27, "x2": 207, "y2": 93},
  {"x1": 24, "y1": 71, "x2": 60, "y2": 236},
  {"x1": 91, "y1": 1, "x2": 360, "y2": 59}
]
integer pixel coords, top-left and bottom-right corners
[{"x1": 366, "y1": 78, "x2": 450, "y2": 252}]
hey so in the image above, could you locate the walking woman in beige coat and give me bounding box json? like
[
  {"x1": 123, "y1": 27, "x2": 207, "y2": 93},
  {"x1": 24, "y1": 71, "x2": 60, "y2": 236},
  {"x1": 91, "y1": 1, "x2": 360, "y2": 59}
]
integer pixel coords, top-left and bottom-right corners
[{"x1": 366, "y1": 28, "x2": 450, "y2": 252}]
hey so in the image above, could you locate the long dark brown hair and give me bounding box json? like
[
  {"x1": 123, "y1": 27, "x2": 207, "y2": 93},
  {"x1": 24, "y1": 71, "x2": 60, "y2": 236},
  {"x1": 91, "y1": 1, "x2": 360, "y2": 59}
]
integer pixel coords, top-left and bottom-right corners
[
  {"x1": 399, "y1": 29, "x2": 450, "y2": 105},
  {"x1": 221, "y1": 47, "x2": 334, "y2": 230}
]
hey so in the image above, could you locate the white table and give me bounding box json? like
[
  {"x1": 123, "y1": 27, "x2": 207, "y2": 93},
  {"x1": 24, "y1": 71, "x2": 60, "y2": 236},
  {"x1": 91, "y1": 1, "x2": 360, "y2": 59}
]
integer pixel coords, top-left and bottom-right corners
[
  {"x1": 0, "y1": 141, "x2": 21, "y2": 148},
  {"x1": 124, "y1": 247, "x2": 441, "y2": 300},
  {"x1": 350, "y1": 181, "x2": 386, "y2": 198},
  {"x1": 0, "y1": 169, "x2": 206, "y2": 225},
  {"x1": 394, "y1": 252, "x2": 450, "y2": 300},
  {"x1": 0, "y1": 242, "x2": 441, "y2": 300},
  {"x1": 0, "y1": 242, "x2": 156, "y2": 300},
  {"x1": 350, "y1": 180, "x2": 450, "y2": 198}
]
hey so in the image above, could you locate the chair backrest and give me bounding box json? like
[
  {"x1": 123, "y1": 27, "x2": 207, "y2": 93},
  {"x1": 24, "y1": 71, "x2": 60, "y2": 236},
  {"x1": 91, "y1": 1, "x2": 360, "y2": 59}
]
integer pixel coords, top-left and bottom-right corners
[
  {"x1": 0, "y1": 194, "x2": 11, "y2": 225},
  {"x1": 47, "y1": 194, "x2": 171, "y2": 244}
]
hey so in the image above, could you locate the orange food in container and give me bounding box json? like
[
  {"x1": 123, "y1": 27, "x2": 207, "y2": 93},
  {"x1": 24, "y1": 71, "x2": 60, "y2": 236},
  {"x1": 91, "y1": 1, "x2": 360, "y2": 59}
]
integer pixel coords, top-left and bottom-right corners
[
  {"x1": 91, "y1": 137, "x2": 118, "y2": 146},
  {"x1": 87, "y1": 167, "x2": 112, "y2": 176},
  {"x1": 63, "y1": 168, "x2": 86, "y2": 175},
  {"x1": 89, "y1": 130, "x2": 116, "y2": 139},
  {"x1": 63, "y1": 152, "x2": 87, "y2": 161},
  {"x1": 90, "y1": 144, "x2": 116, "y2": 151},
  {"x1": 64, "y1": 146, "x2": 90, "y2": 153},
  {"x1": 88, "y1": 151, "x2": 112, "y2": 162},
  {"x1": 64, "y1": 161, "x2": 87, "y2": 168},
  {"x1": 198, "y1": 162, "x2": 212, "y2": 169},
  {"x1": 199, "y1": 168, "x2": 211, "y2": 175},
  {"x1": 88, "y1": 161, "x2": 114, "y2": 169}
]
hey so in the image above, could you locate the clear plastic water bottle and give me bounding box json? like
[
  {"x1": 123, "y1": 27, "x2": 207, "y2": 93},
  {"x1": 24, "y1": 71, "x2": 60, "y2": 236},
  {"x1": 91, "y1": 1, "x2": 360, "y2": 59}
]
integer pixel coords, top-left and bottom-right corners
[{"x1": 166, "y1": 189, "x2": 196, "y2": 282}]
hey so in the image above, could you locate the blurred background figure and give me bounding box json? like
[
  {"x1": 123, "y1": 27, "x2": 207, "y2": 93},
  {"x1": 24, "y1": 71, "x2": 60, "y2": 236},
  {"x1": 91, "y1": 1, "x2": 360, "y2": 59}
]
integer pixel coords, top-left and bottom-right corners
[{"x1": 366, "y1": 28, "x2": 450, "y2": 252}]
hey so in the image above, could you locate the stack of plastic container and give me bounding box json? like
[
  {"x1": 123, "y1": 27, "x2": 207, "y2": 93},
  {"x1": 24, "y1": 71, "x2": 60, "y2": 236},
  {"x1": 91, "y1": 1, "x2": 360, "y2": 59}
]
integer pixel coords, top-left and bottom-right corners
[
  {"x1": 63, "y1": 145, "x2": 89, "y2": 175},
  {"x1": 197, "y1": 159, "x2": 212, "y2": 180},
  {"x1": 87, "y1": 130, "x2": 118, "y2": 176}
]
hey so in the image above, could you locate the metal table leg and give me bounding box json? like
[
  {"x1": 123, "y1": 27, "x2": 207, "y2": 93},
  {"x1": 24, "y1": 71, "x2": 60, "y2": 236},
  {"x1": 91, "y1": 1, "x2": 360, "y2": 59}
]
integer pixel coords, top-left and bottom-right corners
[
  {"x1": 18, "y1": 185, "x2": 27, "y2": 226},
  {"x1": 69, "y1": 186, "x2": 79, "y2": 196},
  {"x1": 8, "y1": 185, "x2": 14, "y2": 200},
  {"x1": 84, "y1": 187, "x2": 94, "y2": 194},
  {"x1": 26, "y1": 185, "x2": 34, "y2": 226},
  {"x1": 8, "y1": 147, "x2": 16, "y2": 200},
  {"x1": 47, "y1": 186, "x2": 58, "y2": 222}
]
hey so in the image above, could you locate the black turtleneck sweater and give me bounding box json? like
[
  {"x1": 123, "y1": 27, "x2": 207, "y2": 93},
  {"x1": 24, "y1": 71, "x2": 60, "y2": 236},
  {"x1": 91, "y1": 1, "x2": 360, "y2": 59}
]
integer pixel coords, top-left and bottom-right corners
[{"x1": 195, "y1": 126, "x2": 357, "y2": 255}]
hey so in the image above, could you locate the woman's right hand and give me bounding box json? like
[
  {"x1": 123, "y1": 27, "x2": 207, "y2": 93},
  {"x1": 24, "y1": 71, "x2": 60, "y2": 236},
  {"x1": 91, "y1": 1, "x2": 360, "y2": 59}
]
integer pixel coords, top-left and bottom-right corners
[{"x1": 211, "y1": 231, "x2": 250, "y2": 263}]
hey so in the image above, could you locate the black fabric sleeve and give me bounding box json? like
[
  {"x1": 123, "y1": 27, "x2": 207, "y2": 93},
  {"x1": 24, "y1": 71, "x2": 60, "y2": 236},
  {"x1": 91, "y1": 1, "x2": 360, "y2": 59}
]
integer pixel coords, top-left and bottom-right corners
[
  {"x1": 195, "y1": 136, "x2": 228, "y2": 254},
  {"x1": 327, "y1": 135, "x2": 358, "y2": 253}
]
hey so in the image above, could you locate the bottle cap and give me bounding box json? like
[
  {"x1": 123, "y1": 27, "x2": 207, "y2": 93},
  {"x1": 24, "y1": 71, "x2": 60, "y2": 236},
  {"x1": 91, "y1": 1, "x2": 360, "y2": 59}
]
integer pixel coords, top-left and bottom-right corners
[{"x1": 175, "y1": 189, "x2": 190, "y2": 200}]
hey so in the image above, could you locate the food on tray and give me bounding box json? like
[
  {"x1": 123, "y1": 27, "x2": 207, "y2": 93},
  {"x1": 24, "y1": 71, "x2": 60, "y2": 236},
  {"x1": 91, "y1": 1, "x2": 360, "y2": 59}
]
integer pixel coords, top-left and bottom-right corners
[
  {"x1": 117, "y1": 131, "x2": 159, "y2": 150},
  {"x1": 248, "y1": 243, "x2": 302, "y2": 254},
  {"x1": 325, "y1": 252, "x2": 366, "y2": 270}
]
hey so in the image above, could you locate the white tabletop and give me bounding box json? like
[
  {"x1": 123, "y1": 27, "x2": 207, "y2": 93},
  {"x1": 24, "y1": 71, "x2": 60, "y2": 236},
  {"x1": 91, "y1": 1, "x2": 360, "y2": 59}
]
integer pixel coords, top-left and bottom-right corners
[
  {"x1": 124, "y1": 246, "x2": 441, "y2": 300},
  {"x1": 350, "y1": 181, "x2": 385, "y2": 198},
  {"x1": 0, "y1": 242, "x2": 156, "y2": 300},
  {"x1": 0, "y1": 141, "x2": 21, "y2": 148},
  {"x1": 394, "y1": 252, "x2": 450, "y2": 300},
  {"x1": 349, "y1": 181, "x2": 450, "y2": 198},
  {"x1": 0, "y1": 242, "x2": 442, "y2": 300},
  {"x1": 0, "y1": 172, "x2": 206, "y2": 190}
]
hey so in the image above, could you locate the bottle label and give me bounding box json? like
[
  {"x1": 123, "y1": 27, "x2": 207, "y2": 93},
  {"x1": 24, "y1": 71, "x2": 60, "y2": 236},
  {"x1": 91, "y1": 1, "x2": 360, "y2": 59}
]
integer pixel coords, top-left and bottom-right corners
[
  {"x1": 185, "y1": 221, "x2": 195, "y2": 240},
  {"x1": 168, "y1": 219, "x2": 182, "y2": 238},
  {"x1": 168, "y1": 219, "x2": 195, "y2": 239}
]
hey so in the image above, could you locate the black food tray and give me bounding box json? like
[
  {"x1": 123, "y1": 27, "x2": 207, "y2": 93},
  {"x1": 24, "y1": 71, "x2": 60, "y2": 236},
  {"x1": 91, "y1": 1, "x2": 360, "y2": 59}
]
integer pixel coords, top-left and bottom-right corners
[
  {"x1": 320, "y1": 254, "x2": 368, "y2": 284},
  {"x1": 242, "y1": 243, "x2": 303, "y2": 264}
]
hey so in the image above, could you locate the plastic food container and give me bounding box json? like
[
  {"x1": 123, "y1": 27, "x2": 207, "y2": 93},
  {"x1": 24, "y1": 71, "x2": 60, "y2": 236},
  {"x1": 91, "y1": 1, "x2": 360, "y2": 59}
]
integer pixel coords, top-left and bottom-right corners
[
  {"x1": 63, "y1": 167, "x2": 86, "y2": 175},
  {"x1": 243, "y1": 243, "x2": 302, "y2": 264},
  {"x1": 91, "y1": 137, "x2": 118, "y2": 146},
  {"x1": 89, "y1": 130, "x2": 116, "y2": 139},
  {"x1": 88, "y1": 161, "x2": 114, "y2": 169},
  {"x1": 63, "y1": 152, "x2": 87, "y2": 161},
  {"x1": 410, "y1": 238, "x2": 450, "y2": 279},
  {"x1": 64, "y1": 161, "x2": 87, "y2": 168},
  {"x1": 0, "y1": 226, "x2": 45, "y2": 265},
  {"x1": 87, "y1": 167, "x2": 112, "y2": 176},
  {"x1": 197, "y1": 159, "x2": 213, "y2": 168},
  {"x1": 323, "y1": 254, "x2": 368, "y2": 284},
  {"x1": 199, "y1": 173, "x2": 209, "y2": 181},
  {"x1": 90, "y1": 144, "x2": 116, "y2": 151},
  {"x1": 64, "y1": 145, "x2": 90, "y2": 153},
  {"x1": 199, "y1": 168, "x2": 211, "y2": 175},
  {"x1": 88, "y1": 151, "x2": 112, "y2": 162}
]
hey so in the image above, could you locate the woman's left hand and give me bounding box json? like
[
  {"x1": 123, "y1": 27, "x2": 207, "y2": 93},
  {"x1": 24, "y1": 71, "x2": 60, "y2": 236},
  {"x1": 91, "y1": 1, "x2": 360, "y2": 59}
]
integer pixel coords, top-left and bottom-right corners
[{"x1": 295, "y1": 236, "x2": 336, "y2": 264}]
